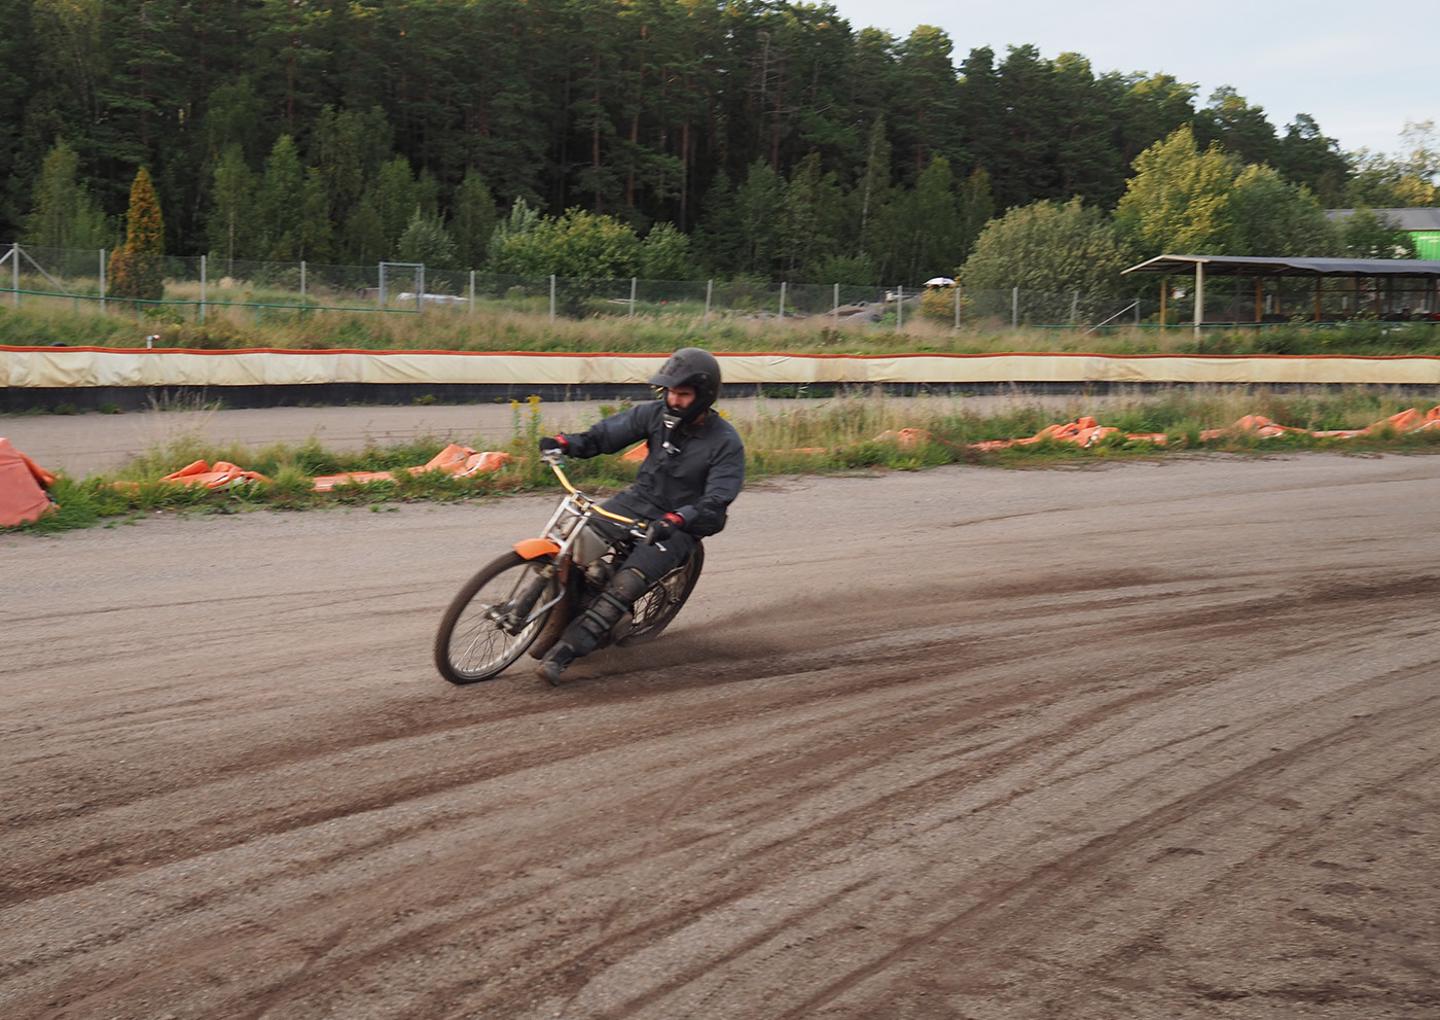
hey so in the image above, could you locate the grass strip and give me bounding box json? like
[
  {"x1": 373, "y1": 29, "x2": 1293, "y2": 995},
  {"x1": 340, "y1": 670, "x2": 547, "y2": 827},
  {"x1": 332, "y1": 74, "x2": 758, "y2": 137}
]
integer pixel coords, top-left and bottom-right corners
[{"x1": 8, "y1": 390, "x2": 1440, "y2": 536}]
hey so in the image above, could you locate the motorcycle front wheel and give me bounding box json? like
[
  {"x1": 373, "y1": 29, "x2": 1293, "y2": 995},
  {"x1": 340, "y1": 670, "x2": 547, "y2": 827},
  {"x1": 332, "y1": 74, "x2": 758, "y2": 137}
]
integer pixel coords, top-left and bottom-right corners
[{"x1": 434, "y1": 552, "x2": 557, "y2": 684}]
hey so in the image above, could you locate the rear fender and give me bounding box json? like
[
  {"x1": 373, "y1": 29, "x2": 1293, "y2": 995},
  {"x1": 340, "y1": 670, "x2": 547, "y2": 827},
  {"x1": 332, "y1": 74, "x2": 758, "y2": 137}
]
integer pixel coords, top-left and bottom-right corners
[{"x1": 514, "y1": 538, "x2": 561, "y2": 560}]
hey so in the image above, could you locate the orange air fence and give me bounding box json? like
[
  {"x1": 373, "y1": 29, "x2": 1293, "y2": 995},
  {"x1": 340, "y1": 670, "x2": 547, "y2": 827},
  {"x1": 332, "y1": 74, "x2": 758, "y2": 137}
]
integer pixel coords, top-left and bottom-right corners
[
  {"x1": 311, "y1": 444, "x2": 512, "y2": 492},
  {"x1": 160, "y1": 460, "x2": 273, "y2": 489},
  {"x1": 123, "y1": 443, "x2": 513, "y2": 495},
  {"x1": 0, "y1": 438, "x2": 57, "y2": 526}
]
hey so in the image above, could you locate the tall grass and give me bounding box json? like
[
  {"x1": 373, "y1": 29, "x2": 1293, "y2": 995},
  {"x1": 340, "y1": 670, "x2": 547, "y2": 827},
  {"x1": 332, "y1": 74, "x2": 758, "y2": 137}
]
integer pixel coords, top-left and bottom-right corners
[{"x1": 4, "y1": 298, "x2": 1439, "y2": 355}]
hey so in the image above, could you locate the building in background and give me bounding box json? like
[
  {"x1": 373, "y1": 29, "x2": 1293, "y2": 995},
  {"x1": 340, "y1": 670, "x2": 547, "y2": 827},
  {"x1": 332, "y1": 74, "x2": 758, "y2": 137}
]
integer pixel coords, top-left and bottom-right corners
[{"x1": 1327, "y1": 208, "x2": 1440, "y2": 259}]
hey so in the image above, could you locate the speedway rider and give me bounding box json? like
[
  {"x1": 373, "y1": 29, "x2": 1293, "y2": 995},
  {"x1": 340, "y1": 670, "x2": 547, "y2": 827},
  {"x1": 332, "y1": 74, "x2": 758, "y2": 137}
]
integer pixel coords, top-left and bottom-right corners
[{"x1": 535, "y1": 347, "x2": 745, "y2": 683}]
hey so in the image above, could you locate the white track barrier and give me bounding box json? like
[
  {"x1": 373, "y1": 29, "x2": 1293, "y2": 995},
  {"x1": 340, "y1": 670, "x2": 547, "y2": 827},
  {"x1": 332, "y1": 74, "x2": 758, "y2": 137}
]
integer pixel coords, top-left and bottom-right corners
[{"x1": 5, "y1": 347, "x2": 1440, "y2": 388}]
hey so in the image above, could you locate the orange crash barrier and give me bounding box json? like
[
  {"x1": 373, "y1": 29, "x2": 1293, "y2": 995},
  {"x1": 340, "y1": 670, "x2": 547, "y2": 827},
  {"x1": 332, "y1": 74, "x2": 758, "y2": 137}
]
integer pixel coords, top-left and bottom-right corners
[
  {"x1": 159, "y1": 460, "x2": 272, "y2": 488},
  {"x1": 968, "y1": 417, "x2": 1167, "y2": 452},
  {"x1": 311, "y1": 443, "x2": 511, "y2": 492},
  {"x1": 0, "y1": 438, "x2": 56, "y2": 527}
]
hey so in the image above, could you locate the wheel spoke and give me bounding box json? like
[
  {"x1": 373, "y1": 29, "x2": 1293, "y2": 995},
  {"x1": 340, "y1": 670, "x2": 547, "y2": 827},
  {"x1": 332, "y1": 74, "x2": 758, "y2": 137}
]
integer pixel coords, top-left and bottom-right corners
[{"x1": 442, "y1": 561, "x2": 553, "y2": 680}]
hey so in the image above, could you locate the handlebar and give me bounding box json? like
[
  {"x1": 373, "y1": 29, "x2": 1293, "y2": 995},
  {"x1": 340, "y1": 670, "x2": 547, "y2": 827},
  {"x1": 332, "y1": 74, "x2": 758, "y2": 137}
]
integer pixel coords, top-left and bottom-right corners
[{"x1": 543, "y1": 453, "x2": 643, "y2": 527}]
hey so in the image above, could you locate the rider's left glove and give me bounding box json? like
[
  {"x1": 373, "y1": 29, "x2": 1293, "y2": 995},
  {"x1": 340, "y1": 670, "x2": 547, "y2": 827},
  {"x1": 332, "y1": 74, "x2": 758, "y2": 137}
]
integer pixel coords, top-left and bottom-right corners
[
  {"x1": 643, "y1": 512, "x2": 685, "y2": 545},
  {"x1": 539, "y1": 435, "x2": 568, "y2": 453}
]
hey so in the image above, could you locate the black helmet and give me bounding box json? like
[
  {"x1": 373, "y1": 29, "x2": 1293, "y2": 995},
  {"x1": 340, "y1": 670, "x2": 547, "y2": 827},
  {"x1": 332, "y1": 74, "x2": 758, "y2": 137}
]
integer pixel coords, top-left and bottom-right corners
[{"x1": 649, "y1": 347, "x2": 721, "y2": 421}]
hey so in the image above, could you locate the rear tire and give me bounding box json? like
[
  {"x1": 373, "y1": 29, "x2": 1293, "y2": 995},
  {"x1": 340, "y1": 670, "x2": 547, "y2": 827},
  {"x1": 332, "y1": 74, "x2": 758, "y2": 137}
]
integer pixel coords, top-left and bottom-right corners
[
  {"x1": 435, "y1": 552, "x2": 556, "y2": 684},
  {"x1": 618, "y1": 542, "x2": 705, "y2": 647}
]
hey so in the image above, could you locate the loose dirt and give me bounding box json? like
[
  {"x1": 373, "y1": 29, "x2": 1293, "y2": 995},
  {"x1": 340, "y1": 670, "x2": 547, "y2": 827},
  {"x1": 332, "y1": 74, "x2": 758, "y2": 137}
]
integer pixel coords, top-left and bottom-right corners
[{"x1": 3, "y1": 454, "x2": 1438, "y2": 1018}]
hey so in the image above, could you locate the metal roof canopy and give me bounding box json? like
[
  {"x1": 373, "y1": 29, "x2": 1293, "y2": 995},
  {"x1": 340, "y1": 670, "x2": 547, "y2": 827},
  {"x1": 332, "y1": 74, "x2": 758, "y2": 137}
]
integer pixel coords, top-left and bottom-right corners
[
  {"x1": 1123, "y1": 254, "x2": 1440, "y2": 278},
  {"x1": 1121, "y1": 255, "x2": 1440, "y2": 336}
]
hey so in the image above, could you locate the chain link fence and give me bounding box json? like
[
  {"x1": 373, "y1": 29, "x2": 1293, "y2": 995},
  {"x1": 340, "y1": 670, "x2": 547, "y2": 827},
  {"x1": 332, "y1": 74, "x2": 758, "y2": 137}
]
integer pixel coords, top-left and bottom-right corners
[{"x1": 4, "y1": 242, "x2": 1436, "y2": 335}]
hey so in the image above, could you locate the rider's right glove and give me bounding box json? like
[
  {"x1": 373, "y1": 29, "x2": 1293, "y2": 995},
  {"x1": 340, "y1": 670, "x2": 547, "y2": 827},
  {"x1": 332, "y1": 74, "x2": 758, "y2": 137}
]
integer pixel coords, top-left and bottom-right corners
[
  {"x1": 539, "y1": 435, "x2": 569, "y2": 453},
  {"x1": 642, "y1": 512, "x2": 685, "y2": 545}
]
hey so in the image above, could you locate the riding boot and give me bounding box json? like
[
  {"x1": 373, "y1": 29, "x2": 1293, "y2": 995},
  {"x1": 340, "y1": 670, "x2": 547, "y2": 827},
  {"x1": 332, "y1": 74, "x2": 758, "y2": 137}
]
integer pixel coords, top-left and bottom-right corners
[
  {"x1": 537, "y1": 640, "x2": 579, "y2": 685},
  {"x1": 536, "y1": 567, "x2": 649, "y2": 684}
]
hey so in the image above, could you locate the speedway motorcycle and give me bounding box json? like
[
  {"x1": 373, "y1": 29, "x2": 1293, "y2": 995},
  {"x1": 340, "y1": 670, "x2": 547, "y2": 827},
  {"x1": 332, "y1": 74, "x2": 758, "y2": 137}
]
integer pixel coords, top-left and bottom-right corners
[{"x1": 433, "y1": 451, "x2": 703, "y2": 684}]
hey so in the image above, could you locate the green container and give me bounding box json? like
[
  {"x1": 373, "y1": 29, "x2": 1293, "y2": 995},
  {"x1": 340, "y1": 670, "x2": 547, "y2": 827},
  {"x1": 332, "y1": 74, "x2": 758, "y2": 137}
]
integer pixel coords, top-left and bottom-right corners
[{"x1": 1412, "y1": 232, "x2": 1440, "y2": 260}]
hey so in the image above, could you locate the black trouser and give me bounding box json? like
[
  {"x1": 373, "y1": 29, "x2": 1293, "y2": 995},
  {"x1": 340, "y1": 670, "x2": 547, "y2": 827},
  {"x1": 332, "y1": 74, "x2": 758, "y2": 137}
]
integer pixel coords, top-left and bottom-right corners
[
  {"x1": 594, "y1": 492, "x2": 697, "y2": 585},
  {"x1": 547, "y1": 492, "x2": 697, "y2": 664}
]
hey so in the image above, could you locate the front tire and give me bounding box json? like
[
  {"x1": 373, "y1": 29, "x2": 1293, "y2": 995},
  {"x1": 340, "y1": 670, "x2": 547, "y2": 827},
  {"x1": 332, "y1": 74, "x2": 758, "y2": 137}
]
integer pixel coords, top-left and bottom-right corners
[{"x1": 434, "y1": 552, "x2": 557, "y2": 684}]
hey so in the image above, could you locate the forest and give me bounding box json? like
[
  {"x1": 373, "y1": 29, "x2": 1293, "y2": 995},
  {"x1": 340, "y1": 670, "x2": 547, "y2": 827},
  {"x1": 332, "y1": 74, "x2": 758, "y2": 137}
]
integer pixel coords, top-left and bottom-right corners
[{"x1": 2, "y1": 0, "x2": 1436, "y2": 290}]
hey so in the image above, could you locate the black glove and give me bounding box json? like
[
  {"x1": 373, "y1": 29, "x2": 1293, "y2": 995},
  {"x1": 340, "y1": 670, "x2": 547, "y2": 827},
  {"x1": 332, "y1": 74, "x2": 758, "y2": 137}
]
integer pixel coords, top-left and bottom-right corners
[
  {"x1": 643, "y1": 512, "x2": 685, "y2": 545},
  {"x1": 539, "y1": 435, "x2": 568, "y2": 454}
]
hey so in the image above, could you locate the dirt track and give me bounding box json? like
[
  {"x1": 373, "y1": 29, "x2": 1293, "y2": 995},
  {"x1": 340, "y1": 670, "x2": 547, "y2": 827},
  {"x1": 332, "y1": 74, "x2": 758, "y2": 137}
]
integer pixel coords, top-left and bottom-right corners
[{"x1": 4, "y1": 454, "x2": 1440, "y2": 1018}]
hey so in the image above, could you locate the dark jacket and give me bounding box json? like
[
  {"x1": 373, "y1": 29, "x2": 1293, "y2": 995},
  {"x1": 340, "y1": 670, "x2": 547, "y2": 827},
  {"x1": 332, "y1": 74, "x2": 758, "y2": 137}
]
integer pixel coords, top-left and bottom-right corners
[{"x1": 560, "y1": 401, "x2": 745, "y2": 536}]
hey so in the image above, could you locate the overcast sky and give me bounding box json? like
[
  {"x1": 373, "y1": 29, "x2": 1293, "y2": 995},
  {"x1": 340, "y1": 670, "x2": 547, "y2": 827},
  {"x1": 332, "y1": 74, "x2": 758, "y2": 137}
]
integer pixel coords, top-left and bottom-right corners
[{"x1": 832, "y1": 0, "x2": 1435, "y2": 158}]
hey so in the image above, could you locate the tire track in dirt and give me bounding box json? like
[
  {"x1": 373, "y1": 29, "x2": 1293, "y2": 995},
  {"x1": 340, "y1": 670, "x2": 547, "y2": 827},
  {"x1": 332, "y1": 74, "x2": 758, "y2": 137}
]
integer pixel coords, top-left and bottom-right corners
[
  {"x1": 4, "y1": 457, "x2": 1440, "y2": 1019},
  {"x1": 765, "y1": 675, "x2": 1440, "y2": 1018}
]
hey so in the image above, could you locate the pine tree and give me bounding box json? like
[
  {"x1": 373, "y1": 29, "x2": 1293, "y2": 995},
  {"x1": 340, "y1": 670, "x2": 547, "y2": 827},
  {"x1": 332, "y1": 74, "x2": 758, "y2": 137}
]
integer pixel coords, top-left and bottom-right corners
[
  {"x1": 1194, "y1": 87, "x2": 1279, "y2": 168},
  {"x1": 298, "y1": 167, "x2": 333, "y2": 262},
  {"x1": 779, "y1": 152, "x2": 844, "y2": 278},
  {"x1": 733, "y1": 159, "x2": 785, "y2": 275},
  {"x1": 344, "y1": 195, "x2": 386, "y2": 265},
  {"x1": 109, "y1": 167, "x2": 164, "y2": 301},
  {"x1": 0, "y1": 0, "x2": 37, "y2": 236},
  {"x1": 374, "y1": 156, "x2": 419, "y2": 252},
  {"x1": 256, "y1": 135, "x2": 303, "y2": 260},
  {"x1": 451, "y1": 169, "x2": 497, "y2": 269},
  {"x1": 1276, "y1": 114, "x2": 1351, "y2": 206},
  {"x1": 692, "y1": 169, "x2": 741, "y2": 274},
  {"x1": 309, "y1": 104, "x2": 394, "y2": 223},
  {"x1": 894, "y1": 26, "x2": 961, "y2": 180}
]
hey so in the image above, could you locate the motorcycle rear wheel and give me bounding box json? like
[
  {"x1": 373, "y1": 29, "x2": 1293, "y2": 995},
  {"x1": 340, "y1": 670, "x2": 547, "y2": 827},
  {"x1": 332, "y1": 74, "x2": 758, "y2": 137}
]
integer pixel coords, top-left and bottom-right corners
[
  {"x1": 618, "y1": 542, "x2": 705, "y2": 647},
  {"x1": 434, "y1": 552, "x2": 556, "y2": 684}
]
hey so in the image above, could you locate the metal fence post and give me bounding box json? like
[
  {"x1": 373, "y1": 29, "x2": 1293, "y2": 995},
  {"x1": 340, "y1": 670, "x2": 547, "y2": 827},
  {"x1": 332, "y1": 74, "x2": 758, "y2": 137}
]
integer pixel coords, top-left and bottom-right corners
[
  {"x1": 779, "y1": 281, "x2": 786, "y2": 319},
  {"x1": 10, "y1": 242, "x2": 18, "y2": 308},
  {"x1": 378, "y1": 262, "x2": 386, "y2": 307},
  {"x1": 629, "y1": 276, "x2": 637, "y2": 317},
  {"x1": 549, "y1": 274, "x2": 556, "y2": 321},
  {"x1": 416, "y1": 264, "x2": 424, "y2": 311},
  {"x1": 896, "y1": 285, "x2": 904, "y2": 330},
  {"x1": 1070, "y1": 289, "x2": 1079, "y2": 324},
  {"x1": 1193, "y1": 261, "x2": 1205, "y2": 339},
  {"x1": 954, "y1": 284, "x2": 961, "y2": 329},
  {"x1": 200, "y1": 254, "x2": 207, "y2": 323},
  {"x1": 468, "y1": 270, "x2": 475, "y2": 314},
  {"x1": 1011, "y1": 286, "x2": 1019, "y2": 328},
  {"x1": 704, "y1": 278, "x2": 712, "y2": 323},
  {"x1": 300, "y1": 260, "x2": 307, "y2": 303},
  {"x1": 833, "y1": 282, "x2": 840, "y2": 325},
  {"x1": 99, "y1": 248, "x2": 107, "y2": 312}
]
